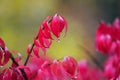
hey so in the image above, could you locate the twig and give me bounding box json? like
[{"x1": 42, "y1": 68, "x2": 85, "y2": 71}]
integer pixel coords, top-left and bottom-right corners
[
  {"x1": 10, "y1": 53, "x2": 19, "y2": 66},
  {"x1": 10, "y1": 53, "x2": 28, "y2": 80},
  {"x1": 24, "y1": 43, "x2": 35, "y2": 66},
  {"x1": 24, "y1": 35, "x2": 38, "y2": 66},
  {"x1": 79, "y1": 45, "x2": 103, "y2": 69}
]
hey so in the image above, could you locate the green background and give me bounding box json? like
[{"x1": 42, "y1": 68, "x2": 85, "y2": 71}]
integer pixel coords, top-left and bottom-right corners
[{"x1": 0, "y1": 0, "x2": 119, "y2": 63}]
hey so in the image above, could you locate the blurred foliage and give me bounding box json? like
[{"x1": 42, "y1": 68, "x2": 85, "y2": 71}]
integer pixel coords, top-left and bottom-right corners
[{"x1": 0, "y1": 0, "x2": 119, "y2": 62}]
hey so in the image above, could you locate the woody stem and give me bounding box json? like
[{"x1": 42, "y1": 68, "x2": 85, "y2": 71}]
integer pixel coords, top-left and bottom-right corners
[
  {"x1": 10, "y1": 53, "x2": 28, "y2": 80},
  {"x1": 24, "y1": 35, "x2": 38, "y2": 66}
]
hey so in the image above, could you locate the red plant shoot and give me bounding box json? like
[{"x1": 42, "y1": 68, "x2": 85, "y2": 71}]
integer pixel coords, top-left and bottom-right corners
[{"x1": 0, "y1": 13, "x2": 120, "y2": 80}]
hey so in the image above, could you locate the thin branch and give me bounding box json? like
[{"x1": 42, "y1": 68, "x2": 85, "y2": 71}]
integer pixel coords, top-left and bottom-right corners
[
  {"x1": 79, "y1": 45, "x2": 103, "y2": 70},
  {"x1": 24, "y1": 35, "x2": 38, "y2": 66},
  {"x1": 24, "y1": 43, "x2": 35, "y2": 66},
  {"x1": 10, "y1": 53, "x2": 19, "y2": 66},
  {"x1": 10, "y1": 53, "x2": 28, "y2": 80},
  {"x1": 19, "y1": 68, "x2": 28, "y2": 80}
]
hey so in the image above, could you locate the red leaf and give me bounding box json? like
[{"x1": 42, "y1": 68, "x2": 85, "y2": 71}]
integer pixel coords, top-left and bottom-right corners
[
  {"x1": 0, "y1": 38, "x2": 5, "y2": 49},
  {"x1": 3, "y1": 47, "x2": 10, "y2": 65}
]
